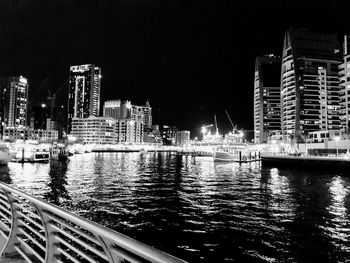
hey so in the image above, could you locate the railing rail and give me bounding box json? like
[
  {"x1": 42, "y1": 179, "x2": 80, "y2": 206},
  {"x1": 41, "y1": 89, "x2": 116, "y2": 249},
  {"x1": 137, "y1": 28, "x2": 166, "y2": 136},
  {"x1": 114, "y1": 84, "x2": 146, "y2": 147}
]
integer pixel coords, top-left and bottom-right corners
[{"x1": 0, "y1": 183, "x2": 186, "y2": 263}]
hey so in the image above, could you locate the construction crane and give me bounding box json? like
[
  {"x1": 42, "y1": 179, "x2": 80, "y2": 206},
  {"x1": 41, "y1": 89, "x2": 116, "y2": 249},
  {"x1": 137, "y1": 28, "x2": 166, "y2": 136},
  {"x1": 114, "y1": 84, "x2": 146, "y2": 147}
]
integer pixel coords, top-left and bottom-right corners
[
  {"x1": 225, "y1": 110, "x2": 237, "y2": 132},
  {"x1": 47, "y1": 79, "x2": 69, "y2": 120}
]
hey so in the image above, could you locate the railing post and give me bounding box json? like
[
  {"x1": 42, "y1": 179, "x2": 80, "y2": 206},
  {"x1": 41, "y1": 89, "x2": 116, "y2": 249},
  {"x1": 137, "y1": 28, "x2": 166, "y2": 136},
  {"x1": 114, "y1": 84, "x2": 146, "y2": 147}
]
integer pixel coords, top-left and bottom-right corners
[
  {"x1": 34, "y1": 206, "x2": 59, "y2": 263},
  {"x1": 1, "y1": 191, "x2": 21, "y2": 257}
]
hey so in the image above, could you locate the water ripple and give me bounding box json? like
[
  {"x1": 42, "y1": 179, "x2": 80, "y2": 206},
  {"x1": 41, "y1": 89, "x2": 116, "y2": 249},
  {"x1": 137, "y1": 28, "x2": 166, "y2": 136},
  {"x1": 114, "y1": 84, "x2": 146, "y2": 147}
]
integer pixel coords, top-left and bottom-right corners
[{"x1": 1, "y1": 152, "x2": 350, "y2": 262}]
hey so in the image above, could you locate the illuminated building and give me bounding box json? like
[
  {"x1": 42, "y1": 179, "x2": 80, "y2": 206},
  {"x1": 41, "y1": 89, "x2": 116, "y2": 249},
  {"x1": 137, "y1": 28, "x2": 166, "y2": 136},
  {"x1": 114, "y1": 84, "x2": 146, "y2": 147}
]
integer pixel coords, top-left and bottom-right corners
[
  {"x1": 70, "y1": 117, "x2": 117, "y2": 144},
  {"x1": 142, "y1": 100, "x2": 152, "y2": 128},
  {"x1": 281, "y1": 29, "x2": 342, "y2": 140},
  {"x1": 0, "y1": 76, "x2": 29, "y2": 128},
  {"x1": 67, "y1": 64, "x2": 101, "y2": 133},
  {"x1": 254, "y1": 55, "x2": 281, "y2": 143},
  {"x1": 160, "y1": 125, "x2": 177, "y2": 145},
  {"x1": 103, "y1": 100, "x2": 132, "y2": 119},
  {"x1": 3, "y1": 127, "x2": 58, "y2": 141},
  {"x1": 176, "y1": 130, "x2": 190, "y2": 146},
  {"x1": 339, "y1": 35, "x2": 350, "y2": 131}
]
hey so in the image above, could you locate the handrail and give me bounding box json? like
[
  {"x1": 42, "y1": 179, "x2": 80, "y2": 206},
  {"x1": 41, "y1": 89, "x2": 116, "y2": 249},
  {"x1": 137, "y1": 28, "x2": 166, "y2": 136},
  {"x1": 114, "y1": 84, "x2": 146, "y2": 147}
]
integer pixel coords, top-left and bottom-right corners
[{"x1": 0, "y1": 183, "x2": 187, "y2": 263}]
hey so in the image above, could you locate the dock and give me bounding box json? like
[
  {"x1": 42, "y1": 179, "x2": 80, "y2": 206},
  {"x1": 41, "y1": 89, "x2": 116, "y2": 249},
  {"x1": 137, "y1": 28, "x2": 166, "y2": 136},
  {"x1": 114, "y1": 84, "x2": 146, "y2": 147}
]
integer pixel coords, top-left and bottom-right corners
[{"x1": 261, "y1": 154, "x2": 350, "y2": 170}]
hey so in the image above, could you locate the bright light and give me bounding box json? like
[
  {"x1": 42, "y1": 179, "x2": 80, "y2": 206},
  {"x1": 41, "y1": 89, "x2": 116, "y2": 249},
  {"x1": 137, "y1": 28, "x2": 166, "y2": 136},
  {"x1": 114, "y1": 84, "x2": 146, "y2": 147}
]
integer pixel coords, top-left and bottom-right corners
[
  {"x1": 239, "y1": 131, "x2": 244, "y2": 138},
  {"x1": 68, "y1": 135, "x2": 78, "y2": 142},
  {"x1": 334, "y1": 136, "x2": 341, "y2": 142},
  {"x1": 41, "y1": 103, "x2": 46, "y2": 108},
  {"x1": 201, "y1": 126, "x2": 207, "y2": 134}
]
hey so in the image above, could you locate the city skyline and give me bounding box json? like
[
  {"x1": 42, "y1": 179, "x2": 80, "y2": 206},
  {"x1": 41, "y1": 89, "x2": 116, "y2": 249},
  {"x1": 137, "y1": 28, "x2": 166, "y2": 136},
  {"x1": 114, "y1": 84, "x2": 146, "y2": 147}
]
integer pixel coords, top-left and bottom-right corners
[{"x1": 2, "y1": 1, "x2": 350, "y2": 138}]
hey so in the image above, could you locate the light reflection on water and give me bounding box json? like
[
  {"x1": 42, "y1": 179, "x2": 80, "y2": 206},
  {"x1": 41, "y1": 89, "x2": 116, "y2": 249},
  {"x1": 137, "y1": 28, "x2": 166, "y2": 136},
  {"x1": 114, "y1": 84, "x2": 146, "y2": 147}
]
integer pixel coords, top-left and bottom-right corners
[{"x1": 1, "y1": 152, "x2": 350, "y2": 262}]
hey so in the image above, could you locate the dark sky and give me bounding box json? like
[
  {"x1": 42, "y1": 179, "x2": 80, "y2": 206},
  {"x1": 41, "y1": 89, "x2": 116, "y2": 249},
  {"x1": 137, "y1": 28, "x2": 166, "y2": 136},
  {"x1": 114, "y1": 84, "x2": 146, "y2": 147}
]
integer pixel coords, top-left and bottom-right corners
[{"x1": 0, "y1": 0, "x2": 349, "y2": 138}]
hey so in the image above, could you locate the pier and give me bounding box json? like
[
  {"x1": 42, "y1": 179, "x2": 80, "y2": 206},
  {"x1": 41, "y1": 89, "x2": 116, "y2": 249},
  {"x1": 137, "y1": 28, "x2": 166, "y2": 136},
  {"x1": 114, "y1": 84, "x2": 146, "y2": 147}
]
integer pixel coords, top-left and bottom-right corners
[
  {"x1": 261, "y1": 153, "x2": 350, "y2": 171},
  {"x1": 0, "y1": 183, "x2": 186, "y2": 263}
]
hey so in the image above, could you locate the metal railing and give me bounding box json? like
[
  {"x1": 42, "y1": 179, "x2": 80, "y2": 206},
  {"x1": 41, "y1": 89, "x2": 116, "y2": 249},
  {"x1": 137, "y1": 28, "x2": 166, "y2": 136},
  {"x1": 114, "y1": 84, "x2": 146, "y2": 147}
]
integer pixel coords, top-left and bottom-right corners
[{"x1": 0, "y1": 183, "x2": 186, "y2": 263}]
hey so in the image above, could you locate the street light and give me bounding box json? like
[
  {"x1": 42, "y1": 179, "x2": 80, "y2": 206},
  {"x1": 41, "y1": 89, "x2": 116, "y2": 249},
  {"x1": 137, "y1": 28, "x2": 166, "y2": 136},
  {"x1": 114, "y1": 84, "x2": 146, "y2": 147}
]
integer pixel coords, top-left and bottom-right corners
[{"x1": 334, "y1": 136, "x2": 340, "y2": 157}]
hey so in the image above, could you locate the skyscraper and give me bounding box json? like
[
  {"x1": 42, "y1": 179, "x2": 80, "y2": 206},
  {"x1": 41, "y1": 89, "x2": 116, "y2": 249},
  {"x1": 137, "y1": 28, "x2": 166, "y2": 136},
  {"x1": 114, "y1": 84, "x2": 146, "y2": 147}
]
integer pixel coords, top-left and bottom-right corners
[
  {"x1": 254, "y1": 54, "x2": 281, "y2": 143},
  {"x1": 0, "y1": 76, "x2": 29, "y2": 128},
  {"x1": 103, "y1": 100, "x2": 132, "y2": 119},
  {"x1": 281, "y1": 29, "x2": 342, "y2": 141},
  {"x1": 339, "y1": 35, "x2": 350, "y2": 131},
  {"x1": 142, "y1": 100, "x2": 152, "y2": 128},
  {"x1": 67, "y1": 64, "x2": 101, "y2": 133}
]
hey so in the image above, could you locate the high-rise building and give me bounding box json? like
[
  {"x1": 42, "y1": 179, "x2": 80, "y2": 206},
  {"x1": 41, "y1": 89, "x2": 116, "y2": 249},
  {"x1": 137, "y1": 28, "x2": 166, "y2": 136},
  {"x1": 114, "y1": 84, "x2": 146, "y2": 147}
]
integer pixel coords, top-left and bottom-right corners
[
  {"x1": 339, "y1": 35, "x2": 350, "y2": 131},
  {"x1": 281, "y1": 29, "x2": 342, "y2": 141},
  {"x1": 67, "y1": 64, "x2": 101, "y2": 133},
  {"x1": 142, "y1": 100, "x2": 152, "y2": 128},
  {"x1": 254, "y1": 54, "x2": 281, "y2": 143},
  {"x1": 103, "y1": 100, "x2": 131, "y2": 119},
  {"x1": 0, "y1": 76, "x2": 29, "y2": 128}
]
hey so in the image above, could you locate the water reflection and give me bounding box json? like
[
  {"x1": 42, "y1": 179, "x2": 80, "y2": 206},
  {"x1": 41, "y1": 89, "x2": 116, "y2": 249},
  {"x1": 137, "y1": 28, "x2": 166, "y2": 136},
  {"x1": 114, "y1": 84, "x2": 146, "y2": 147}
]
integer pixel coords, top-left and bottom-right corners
[
  {"x1": 1, "y1": 153, "x2": 350, "y2": 263},
  {"x1": 0, "y1": 166, "x2": 11, "y2": 184},
  {"x1": 43, "y1": 161, "x2": 70, "y2": 206}
]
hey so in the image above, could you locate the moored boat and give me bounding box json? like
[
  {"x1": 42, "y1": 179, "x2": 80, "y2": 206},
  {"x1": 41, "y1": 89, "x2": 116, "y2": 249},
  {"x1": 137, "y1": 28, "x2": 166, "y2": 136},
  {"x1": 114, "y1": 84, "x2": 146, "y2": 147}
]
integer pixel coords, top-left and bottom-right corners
[
  {"x1": 51, "y1": 144, "x2": 69, "y2": 162},
  {"x1": 0, "y1": 144, "x2": 12, "y2": 165},
  {"x1": 12, "y1": 145, "x2": 50, "y2": 163},
  {"x1": 213, "y1": 147, "x2": 240, "y2": 162}
]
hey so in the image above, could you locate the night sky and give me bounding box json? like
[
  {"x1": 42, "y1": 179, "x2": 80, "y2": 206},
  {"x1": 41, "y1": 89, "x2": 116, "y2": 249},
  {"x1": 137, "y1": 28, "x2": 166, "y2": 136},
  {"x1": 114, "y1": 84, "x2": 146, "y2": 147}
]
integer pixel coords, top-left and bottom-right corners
[{"x1": 0, "y1": 0, "x2": 350, "y2": 138}]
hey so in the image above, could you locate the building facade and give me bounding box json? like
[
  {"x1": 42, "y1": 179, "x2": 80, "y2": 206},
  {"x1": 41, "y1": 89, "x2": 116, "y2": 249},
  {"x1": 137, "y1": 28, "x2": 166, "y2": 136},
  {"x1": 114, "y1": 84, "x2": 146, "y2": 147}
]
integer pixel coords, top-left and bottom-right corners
[
  {"x1": 70, "y1": 117, "x2": 117, "y2": 144},
  {"x1": 3, "y1": 127, "x2": 58, "y2": 142},
  {"x1": 103, "y1": 100, "x2": 132, "y2": 119},
  {"x1": 67, "y1": 64, "x2": 101, "y2": 133},
  {"x1": 254, "y1": 55, "x2": 281, "y2": 143},
  {"x1": 142, "y1": 100, "x2": 152, "y2": 128},
  {"x1": 281, "y1": 29, "x2": 342, "y2": 141},
  {"x1": 339, "y1": 35, "x2": 350, "y2": 132},
  {"x1": 176, "y1": 130, "x2": 190, "y2": 146},
  {"x1": 160, "y1": 125, "x2": 177, "y2": 145},
  {"x1": 0, "y1": 76, "x2": 29, "y2": 128}
]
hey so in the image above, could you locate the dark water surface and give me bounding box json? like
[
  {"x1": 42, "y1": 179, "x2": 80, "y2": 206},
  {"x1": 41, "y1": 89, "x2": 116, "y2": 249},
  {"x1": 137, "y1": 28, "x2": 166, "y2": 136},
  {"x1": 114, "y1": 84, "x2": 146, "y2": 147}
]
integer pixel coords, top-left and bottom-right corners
[{"x1": 0, "y1": 152, "x2": 349, "y2": 263}]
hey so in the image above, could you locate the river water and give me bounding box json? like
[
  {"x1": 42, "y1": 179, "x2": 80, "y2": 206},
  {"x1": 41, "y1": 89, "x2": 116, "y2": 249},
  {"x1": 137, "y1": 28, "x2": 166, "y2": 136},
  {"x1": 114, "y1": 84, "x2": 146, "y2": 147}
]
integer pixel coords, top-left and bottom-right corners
[{"x1": 0, "y1": 152, "x2": 349, "y2": 263}]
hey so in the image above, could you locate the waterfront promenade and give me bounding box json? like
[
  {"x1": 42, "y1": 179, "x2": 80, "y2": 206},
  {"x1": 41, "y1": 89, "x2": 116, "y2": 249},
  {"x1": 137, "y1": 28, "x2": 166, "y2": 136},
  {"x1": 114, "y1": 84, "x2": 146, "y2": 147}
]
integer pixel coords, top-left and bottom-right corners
[{"x1": 0, "y1": 182, "x2": 186, "y2": 263}]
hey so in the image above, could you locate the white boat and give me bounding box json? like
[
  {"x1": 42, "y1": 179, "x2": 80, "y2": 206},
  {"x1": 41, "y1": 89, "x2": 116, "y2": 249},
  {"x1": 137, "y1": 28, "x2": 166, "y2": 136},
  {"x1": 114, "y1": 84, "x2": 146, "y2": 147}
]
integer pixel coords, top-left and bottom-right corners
[
  {"x1": 0, "y1": 144, "x2": 12, "y2": 165},
  {"x1": 213, "y1": 148, "x2": 240, "y2": 162},
  {"x1": 13, "y1": 145, "x2": 50, "y2": 163},
  {"x1": 51, "y1": 144, "x2": 69, "y2": 162}
]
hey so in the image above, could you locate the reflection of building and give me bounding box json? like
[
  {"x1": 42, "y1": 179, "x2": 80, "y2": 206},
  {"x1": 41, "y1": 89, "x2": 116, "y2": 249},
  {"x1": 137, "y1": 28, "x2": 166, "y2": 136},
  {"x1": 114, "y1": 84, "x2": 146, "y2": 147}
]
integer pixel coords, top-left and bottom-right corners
[
  {"x1": 0, "y1": 76, "x2": 29, "y2": 128},
  {"x1": 70, "y1": 117, "x2": 117, "y2": 144},
  {"x1": 281, "y1": 29, "x2": 342, "y2": 139},
  {"x1": 176, "y1": 130, "x2": 190, "y2": 146},
  {"x1": 254, "y1": 55, "x2": 281, "y2": 143},
  {"x1": 3, "y1": 127, "x2": 58, "y2": 141},
  {"x1": 67, "y1": 64, "x2": 101, "y2": 133}
]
